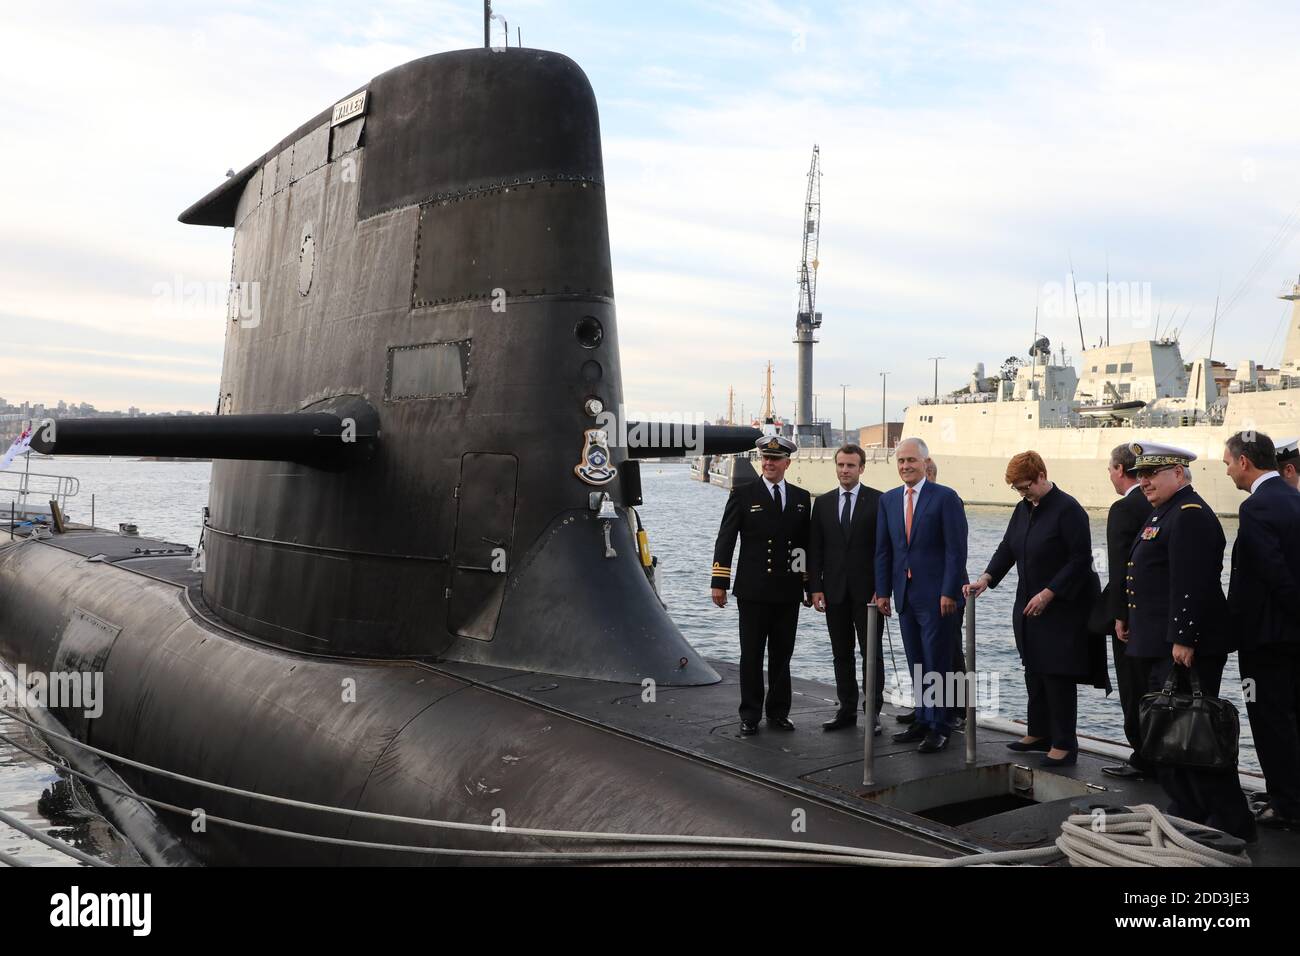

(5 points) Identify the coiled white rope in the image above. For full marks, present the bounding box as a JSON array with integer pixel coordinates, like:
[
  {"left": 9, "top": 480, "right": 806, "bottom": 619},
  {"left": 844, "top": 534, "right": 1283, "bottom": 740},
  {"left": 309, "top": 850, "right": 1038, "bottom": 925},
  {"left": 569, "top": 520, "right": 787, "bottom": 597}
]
[{"left": 1056, "top": 805, "right": 1251, "bottom": 867}]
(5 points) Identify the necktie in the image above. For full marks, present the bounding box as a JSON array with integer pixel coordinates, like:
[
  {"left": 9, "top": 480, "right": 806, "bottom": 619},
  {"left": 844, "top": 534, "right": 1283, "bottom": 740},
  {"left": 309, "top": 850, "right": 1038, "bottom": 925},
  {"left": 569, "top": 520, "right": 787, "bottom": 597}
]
[
  {"left": 773, "top": 483, "right": 782, "bottom": 513},
  {"left": 840, "top": 490, "right": 852, "bottom": 538},
  {"left": 905, "top": 487, "right": 915, "bottom": 580}
]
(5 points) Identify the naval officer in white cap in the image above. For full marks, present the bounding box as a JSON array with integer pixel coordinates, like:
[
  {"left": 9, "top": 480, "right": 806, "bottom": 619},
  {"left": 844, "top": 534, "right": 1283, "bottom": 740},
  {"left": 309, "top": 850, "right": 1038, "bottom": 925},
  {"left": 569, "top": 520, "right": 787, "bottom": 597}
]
[
  {"left": 1125, "top": 440, "right": 1255, "bottom": 841},
  {"left": 710, "top": 435, "right": 812, "bottom": 735},
  {"left": 1275, "top": 437, "right": 1300, "bottom": 489}
]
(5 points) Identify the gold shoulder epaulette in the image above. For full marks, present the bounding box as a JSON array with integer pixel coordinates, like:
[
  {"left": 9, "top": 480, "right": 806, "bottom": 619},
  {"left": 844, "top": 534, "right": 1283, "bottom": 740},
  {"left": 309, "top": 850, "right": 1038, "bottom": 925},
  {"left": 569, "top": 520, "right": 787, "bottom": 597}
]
[{"left": 1181, "top": 503, "right": 1203, "bottom": 510}]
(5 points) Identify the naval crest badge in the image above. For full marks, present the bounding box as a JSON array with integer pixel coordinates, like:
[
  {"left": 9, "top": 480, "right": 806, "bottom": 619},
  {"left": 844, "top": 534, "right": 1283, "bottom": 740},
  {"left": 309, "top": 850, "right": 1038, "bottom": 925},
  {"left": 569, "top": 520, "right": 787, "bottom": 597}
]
[{"left": 575, "top": 428, "right": 617, "bottom": 486}]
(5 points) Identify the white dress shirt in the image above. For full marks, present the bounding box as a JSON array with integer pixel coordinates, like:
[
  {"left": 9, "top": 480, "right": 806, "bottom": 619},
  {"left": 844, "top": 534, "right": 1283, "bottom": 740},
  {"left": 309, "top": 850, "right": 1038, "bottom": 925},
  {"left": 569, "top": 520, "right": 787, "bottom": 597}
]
[{"left": 1251, "top": 471, "right": 1280, "bottom": 494}]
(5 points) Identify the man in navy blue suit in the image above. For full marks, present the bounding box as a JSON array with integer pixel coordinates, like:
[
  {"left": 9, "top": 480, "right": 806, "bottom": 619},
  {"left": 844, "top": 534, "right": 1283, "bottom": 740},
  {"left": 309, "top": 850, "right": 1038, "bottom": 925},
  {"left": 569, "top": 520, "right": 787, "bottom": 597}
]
[
  {"left": 1225, "top": 430, "right": 1300, "bottom": 828},
  {"left": 875, "top": 437, "right": 969, "bottom": 752}
]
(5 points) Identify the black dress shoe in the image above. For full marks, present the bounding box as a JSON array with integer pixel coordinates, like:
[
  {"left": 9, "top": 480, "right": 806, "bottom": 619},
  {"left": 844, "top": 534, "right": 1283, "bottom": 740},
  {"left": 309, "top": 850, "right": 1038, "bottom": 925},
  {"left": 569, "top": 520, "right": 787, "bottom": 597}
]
[
  {"left": 892, "top": 725, "right": 927, "bottom": 743},
  {"left": 917, "top": 732, "right": 949, "bottom": 753},
  {"left": 1101, "top": 762, "right": 1144, "bottom": 779},
  {"left": 768, "top": 716, "right": 795, "bottom": 731},
  {"left": 1005, "top": 737, "right": 1051, "bottom": 753},
  {"left": 1256, "top": 806, "right": 1300, "bottom": 829},
  {"left": 739, "top": 721, "right": 758, "bottom": 736},
  {"left": 1040, "top": 750, "right": 1078, "bottom": 767},
  {"left": 895, "top": 710, "right": 917, "bottom": 725},
  {"left": 874, "top": 720, "right": 882, "bottom": 736},
  {"left": 822, "top": 714, "right": 857, "bottom": 731}
]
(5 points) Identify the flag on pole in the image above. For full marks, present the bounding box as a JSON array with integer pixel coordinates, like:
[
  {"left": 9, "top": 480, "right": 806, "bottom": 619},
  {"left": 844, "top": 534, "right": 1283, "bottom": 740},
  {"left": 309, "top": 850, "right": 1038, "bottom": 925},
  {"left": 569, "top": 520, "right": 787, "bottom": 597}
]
[{"left": 0, "top": 425, "right": 33, "bottom": 472}]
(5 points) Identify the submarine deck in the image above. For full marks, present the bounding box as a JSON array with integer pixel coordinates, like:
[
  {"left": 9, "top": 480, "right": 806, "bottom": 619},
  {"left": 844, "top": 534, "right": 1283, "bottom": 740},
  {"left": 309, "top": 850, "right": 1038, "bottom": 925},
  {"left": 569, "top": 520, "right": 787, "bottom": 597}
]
[
  {"left": 431, "top": 658, "right": 1300, "bottom": 865},
  {"left": 16, "top": 526, "right": 1300, "bottom": 865}
]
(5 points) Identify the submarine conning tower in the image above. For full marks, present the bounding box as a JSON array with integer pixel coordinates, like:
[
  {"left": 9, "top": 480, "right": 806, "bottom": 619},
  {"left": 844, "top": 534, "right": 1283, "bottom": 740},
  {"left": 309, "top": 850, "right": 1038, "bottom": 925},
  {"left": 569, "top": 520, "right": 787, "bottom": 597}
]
[{"left": 115, "top": 48, "right": 729, "bottom": 684}]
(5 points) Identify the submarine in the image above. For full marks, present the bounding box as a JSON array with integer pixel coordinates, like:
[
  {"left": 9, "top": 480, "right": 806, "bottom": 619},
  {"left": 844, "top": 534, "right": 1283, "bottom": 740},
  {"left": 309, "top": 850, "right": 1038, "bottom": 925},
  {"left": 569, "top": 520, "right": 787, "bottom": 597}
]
[{"left": 2, "top": 42, "right": 1293, "bottom": 867}]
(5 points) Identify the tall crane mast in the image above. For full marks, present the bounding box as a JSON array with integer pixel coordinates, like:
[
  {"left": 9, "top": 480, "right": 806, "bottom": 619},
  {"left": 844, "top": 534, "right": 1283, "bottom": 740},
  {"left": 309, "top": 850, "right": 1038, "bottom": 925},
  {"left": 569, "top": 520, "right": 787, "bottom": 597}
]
[{"left": 794, "top": 145, "right": 822, "bottom": 444}]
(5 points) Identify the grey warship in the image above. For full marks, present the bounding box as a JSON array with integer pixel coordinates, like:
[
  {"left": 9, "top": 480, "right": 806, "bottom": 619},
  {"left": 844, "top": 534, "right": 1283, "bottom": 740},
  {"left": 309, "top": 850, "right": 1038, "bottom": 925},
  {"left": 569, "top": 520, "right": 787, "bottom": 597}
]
[{"left": 2, "top": 43, "right": 1297, "bottom": 866}]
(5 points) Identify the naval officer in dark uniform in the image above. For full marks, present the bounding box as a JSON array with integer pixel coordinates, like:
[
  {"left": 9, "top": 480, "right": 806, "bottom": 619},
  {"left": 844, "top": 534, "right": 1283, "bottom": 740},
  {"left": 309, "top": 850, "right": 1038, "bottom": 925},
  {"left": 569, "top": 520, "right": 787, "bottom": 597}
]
[
  {"left": 1224, "top": 430, "right": 1300, "bottom": 828},
  {"left": 1101, "top": 442, "right": 1155, "bottom": 779},
  {"left": 1125, "top": 441, "right": 1256, "bottom": 841},
  {"left": 711, "top": 435, "right": 812, "bottom": 735}
]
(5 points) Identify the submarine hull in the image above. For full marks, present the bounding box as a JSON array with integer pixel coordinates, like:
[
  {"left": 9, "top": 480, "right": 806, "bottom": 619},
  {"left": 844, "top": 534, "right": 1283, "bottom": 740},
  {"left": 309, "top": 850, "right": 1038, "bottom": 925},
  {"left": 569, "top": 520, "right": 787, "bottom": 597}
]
[{"left": 0, "top": 534, "right": 956, "bottom": 864}]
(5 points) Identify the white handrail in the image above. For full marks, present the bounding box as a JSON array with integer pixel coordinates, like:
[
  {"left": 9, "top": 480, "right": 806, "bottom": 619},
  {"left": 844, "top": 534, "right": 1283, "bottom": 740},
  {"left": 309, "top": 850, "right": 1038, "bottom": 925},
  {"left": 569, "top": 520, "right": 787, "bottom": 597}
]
[{"left": 0, "top": 469, "right": 80, "bottom": 518}]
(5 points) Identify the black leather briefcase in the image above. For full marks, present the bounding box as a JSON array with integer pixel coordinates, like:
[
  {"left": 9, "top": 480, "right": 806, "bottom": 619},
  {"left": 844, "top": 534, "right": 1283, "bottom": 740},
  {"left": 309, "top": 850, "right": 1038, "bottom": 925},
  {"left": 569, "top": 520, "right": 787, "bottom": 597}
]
[{"left": 1138, "top": 665, "right": 1239, "bottom": 771}]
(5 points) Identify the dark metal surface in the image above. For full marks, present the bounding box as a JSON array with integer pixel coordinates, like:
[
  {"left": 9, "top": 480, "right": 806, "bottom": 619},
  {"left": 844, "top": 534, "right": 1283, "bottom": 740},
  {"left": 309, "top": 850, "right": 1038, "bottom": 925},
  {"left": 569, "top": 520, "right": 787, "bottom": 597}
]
[
  {"left": 358, "top": 49, "right": 604, "bottom": 219},
  {"left": 413, "top": 182, "right": 613, "bottom": 304},
  {"left": 32, "top": 399, "right": 378, "bottom": 471},
  {"left": 623, "top": 423, "right": 762, "bottom": 460},
  {"left": 0, "top": 542, "right": 966, "bottom": 864},
  {"left": 167, "top": 47, "right": 707, "bottom": 678}
]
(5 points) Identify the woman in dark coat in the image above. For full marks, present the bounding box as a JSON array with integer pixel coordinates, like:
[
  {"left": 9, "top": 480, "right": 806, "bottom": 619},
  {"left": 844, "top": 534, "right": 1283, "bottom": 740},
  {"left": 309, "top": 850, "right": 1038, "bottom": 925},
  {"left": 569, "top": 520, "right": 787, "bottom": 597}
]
[{"left": 964, "top": 451, "right": 1093, "bottom": 766}]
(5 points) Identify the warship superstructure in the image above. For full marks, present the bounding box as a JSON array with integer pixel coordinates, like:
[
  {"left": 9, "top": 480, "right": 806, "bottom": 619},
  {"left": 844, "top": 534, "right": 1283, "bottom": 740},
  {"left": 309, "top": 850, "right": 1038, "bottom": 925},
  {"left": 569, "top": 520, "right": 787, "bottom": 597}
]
[{"left": 778, "top": 280, "right": 1300, "bottom": 514}]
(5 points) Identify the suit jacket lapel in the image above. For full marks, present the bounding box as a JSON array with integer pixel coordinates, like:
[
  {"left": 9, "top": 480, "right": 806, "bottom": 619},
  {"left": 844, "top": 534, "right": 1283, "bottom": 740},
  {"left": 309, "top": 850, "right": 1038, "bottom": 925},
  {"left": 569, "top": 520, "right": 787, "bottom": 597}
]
[
  {"left": 849, "top": 488, "right": 873, "bottom": 544},
  {"left": 890, "top": 487, "right": 908, "bottom": 550}
]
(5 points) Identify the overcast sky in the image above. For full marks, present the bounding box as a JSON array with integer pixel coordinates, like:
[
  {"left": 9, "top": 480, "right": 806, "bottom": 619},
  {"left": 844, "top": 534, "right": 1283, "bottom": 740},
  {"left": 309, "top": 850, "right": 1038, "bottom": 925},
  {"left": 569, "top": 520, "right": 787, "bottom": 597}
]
[{"left": 3, "top": 1, "right": 1300, "bottom": 426}]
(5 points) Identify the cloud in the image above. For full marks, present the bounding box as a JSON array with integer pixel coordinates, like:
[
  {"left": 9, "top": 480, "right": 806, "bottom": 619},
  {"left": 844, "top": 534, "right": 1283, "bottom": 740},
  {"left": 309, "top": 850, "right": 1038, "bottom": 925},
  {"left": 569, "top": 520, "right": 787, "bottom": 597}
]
[{"left": 4, "top": 0, "right": 1300, "bottom": 432}]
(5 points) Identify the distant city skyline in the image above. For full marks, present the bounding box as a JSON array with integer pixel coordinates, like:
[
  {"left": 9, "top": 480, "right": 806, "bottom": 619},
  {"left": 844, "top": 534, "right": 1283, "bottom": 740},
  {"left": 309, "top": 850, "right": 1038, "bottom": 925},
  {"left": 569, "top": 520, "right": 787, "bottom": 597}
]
[{"left": 4, "top": 2, "right": 1300, "bottom": 428}]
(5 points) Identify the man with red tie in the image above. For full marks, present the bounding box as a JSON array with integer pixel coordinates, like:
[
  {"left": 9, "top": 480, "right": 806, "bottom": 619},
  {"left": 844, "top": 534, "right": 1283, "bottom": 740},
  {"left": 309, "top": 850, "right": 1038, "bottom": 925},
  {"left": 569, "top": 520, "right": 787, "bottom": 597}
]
[{"left": 874, "top": 437, "right": 968, "bottom": 753}]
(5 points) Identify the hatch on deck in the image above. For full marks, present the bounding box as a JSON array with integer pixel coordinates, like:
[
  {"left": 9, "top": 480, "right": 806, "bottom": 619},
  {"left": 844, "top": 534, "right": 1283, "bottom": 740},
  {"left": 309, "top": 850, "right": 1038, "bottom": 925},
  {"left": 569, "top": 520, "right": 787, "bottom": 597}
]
[{"left": 863, "top": 762, "right": 1097, "bottom": 825}]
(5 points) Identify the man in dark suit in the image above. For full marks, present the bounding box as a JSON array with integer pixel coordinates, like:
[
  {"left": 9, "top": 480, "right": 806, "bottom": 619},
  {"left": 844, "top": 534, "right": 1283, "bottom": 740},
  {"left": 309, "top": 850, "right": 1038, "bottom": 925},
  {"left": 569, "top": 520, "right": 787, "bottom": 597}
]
[
  {"left": 809, "top": 443, "right": 884, "bottom": 733},
  {"left": 875, "top": 437, "right": 968, "bottom": 753},
  {"left": 1224, "top": 430, "right": 1300, "bottom": 827},
  {"left": 711, "top": 435, "right": 812, "bottom": 735},
  {"left": 1126, "top": 440, "right": 1255, "bottom": 842},
  {"left": 1101, "top": 442, "right": 1155, "bottom": 779}
]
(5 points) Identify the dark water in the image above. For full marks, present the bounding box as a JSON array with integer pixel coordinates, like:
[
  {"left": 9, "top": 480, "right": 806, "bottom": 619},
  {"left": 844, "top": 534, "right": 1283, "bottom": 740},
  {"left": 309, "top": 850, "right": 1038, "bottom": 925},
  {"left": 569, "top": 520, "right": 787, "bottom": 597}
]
[{"left": 0, "top": 458, "right": 1260, "bottom": 864}]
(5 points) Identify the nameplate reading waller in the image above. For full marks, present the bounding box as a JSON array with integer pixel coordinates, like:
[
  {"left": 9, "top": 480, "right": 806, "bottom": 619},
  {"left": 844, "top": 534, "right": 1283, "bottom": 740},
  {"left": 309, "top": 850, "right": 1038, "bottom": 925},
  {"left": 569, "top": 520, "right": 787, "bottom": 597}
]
[{"left": 331, "top": 91, "right": 367, "bottom": 127}]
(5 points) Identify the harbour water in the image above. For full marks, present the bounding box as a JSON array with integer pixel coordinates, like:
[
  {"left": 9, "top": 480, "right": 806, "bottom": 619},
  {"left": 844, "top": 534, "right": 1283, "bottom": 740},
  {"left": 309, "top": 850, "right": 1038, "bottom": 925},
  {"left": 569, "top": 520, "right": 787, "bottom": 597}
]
[{"left": 0, "top": 457, "right": 1259, "bottom": 864}]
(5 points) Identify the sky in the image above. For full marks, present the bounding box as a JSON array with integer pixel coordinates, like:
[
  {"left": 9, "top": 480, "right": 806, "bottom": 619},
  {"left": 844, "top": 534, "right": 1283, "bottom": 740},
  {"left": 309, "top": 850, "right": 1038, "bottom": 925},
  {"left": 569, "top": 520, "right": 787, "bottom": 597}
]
[{"left": 2, "top": 1, "right": 1300, "bottom": 426}]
